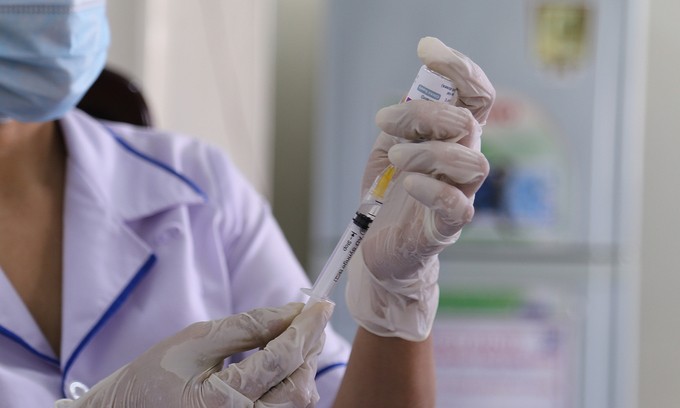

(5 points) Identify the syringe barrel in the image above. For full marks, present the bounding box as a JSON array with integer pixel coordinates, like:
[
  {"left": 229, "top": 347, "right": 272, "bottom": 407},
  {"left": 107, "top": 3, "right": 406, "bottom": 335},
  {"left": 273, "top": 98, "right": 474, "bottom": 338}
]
[{"left": 309, "top": 213, "right": 372, "bottom": 300}]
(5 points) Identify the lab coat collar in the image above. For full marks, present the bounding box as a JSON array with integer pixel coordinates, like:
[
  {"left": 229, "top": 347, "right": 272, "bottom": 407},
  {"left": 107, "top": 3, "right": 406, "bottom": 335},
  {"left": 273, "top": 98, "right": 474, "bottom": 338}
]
[
  {"left": 59, "top": 109, "right": 206, "bottom": 220},
  {"left": 58, "top": 110, "right": 204, "bottom": 371}
]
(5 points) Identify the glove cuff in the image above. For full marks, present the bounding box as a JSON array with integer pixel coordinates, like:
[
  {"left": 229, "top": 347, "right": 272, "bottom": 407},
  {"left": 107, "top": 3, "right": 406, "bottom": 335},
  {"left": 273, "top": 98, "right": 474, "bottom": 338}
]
[{"left": 345, "top": 247, "right": 439, "bottom": 342}]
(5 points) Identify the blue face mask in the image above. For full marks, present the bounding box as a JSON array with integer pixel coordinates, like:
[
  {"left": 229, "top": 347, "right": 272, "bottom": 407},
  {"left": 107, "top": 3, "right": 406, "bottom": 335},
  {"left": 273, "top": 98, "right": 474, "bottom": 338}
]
[{"left": 0, "top": 0, "right": 110, "bottom": 123}]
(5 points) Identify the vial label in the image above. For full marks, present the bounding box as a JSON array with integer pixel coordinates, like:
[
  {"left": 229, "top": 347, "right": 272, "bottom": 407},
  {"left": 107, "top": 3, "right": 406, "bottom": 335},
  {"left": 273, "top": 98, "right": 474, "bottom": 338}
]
[{"left": 406, "top": 65, "right": 455, "bottom": 103}]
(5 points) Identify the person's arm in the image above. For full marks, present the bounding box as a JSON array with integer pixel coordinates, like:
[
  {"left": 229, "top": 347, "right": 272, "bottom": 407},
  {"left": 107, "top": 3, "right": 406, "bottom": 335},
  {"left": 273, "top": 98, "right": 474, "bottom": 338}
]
[
  {"left": 334, "top": 328, "right": 435, "bottom": 408},
  {"left": 332, "top": 36, "right": 496, "bottom": 407}
]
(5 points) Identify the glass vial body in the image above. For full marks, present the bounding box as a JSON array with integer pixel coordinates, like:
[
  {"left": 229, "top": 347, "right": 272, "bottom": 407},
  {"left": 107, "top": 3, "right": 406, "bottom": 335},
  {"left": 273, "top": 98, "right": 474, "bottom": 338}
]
[{"left": 405, "top": 65, "right": 455, "bottom": 103}]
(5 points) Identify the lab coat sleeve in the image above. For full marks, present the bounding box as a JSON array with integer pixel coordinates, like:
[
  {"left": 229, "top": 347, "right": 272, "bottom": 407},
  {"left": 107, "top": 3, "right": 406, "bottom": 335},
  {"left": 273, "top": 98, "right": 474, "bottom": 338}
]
[{"left": 204, "top": 146, "right": 350, "bottom": 407}]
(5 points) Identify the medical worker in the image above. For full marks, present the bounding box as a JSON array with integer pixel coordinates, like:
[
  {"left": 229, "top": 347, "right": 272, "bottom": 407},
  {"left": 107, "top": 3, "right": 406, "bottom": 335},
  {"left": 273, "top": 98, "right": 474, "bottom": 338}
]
[{"left": 0, "top": 1, "right": 494, "bottom": 407}]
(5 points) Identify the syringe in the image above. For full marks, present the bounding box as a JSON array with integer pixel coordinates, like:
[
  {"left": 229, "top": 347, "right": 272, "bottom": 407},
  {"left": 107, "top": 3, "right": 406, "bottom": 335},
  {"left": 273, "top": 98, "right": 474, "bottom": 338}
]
[
  {"left": 302, "top": 64, "right": 455, "bottom": 310},
  {"left": 302, "top": 165, "right": 395, "bottom": 309}
]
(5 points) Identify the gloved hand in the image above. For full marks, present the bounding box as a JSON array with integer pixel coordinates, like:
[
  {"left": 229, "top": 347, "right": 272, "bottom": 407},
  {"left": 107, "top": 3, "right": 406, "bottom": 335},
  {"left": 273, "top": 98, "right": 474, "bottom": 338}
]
[
  {"left": 346, "top": 36, "right": 495, "bottom": 341},
  {"left": 55, "top": 302, "right": 333, "bottom": 408}
]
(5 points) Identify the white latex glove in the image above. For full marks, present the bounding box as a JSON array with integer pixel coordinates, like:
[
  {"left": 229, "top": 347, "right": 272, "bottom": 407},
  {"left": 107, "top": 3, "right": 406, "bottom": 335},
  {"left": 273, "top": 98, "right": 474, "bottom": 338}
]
[
  {"left": 55, "top": 302, "right": 333, "bottom": 408},
  {"left": 346, "top": 36, "right": 495, "bottom": 341}
]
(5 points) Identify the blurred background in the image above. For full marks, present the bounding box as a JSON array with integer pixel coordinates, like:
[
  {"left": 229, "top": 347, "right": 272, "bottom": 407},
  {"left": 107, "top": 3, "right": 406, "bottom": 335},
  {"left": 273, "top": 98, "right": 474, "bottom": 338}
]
[{"left": 105, "top": 0, "right": 678, "bottom": 407}]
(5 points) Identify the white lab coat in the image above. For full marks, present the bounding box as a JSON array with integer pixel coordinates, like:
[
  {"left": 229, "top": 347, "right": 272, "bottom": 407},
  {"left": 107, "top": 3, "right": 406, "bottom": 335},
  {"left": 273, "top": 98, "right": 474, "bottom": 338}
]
[{"left": 0, "top": 110, "right": 350, "bottom": 407}]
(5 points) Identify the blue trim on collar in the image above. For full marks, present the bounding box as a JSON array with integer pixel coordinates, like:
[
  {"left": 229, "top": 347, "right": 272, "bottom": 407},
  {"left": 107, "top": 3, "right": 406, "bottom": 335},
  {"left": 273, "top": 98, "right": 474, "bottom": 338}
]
[
  {"left": 103, "top": 126, "right": 208, "bottom": 201},
  {"left": 60, "top": 254, "right": 157, "bottom": 398},
  {"left": 315, "top": 362, "right": 347, "bottom": 380},
  {"left": 0, "top": 325, "right": 59, "bottom": 366}
]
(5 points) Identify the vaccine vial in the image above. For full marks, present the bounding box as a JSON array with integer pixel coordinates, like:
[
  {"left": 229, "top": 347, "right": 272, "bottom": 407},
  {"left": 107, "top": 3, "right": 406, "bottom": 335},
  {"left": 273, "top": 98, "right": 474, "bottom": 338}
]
[{"left": 405, "top": 65, "right": 455, "bottom": 103}]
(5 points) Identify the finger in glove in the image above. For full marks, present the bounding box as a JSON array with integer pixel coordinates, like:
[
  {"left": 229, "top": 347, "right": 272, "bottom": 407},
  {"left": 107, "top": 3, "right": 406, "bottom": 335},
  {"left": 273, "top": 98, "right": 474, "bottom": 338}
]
[
  {"left": 163, "top": 302, "right": 305, "bottom": 376},
  {"left": 403, "top": 174, "right": 474, "bottom": 238},
  {"left": 213, "top": 301, "right": 333, "bottom": 402},
  {"left": 256, "top": 332, "right": 325, "bottom": 407},
  {"left": 375, "top": 100, "right": 480, "bottom": 144},
  {"left": 388, "top": 141, "right": 489, "bottom": 188},
  {"left": 417, "top": 37, "right": 496, "bottom": 125}
]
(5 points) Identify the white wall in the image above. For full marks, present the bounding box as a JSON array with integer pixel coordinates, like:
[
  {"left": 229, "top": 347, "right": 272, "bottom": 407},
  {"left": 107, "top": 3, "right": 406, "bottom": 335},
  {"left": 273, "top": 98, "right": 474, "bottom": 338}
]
[
  {"left": 639, "top": 0, "right": 680, "bottom": 406},
  {"left": 106, "top": 0, "right": 276, "bottom": 198},
  {"left": 271, "top": 0, "right": 325, "bottom": 267}
]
